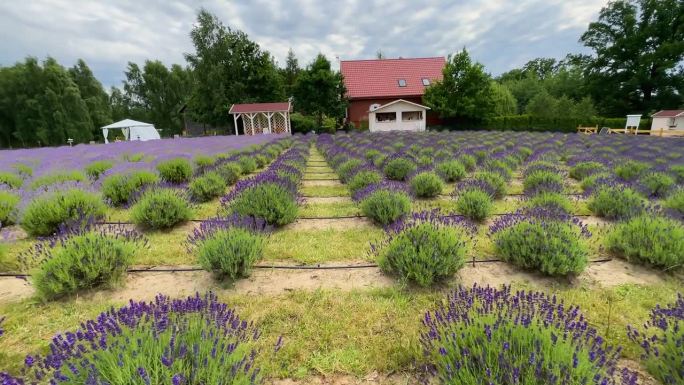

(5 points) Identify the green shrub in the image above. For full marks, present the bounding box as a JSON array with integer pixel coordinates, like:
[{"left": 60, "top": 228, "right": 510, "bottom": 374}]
[
  {"left": 29, "top": 170, "right": 86, "bottom": 189},
  {"left": 21, "top": 189, "right": 107, "bottom": 236},
  {"left": 0, "top": 172, "right": 23, "bottom": 189},
  {"left": 523, "top": 170, "right": 564, "bottom": 195},
  {"left": 156, "top": 158, "right": 192, "bottom": 184},
  {"left": 606, "top": 215, "right": 684, "bottom": 269},
  {"left": 383, "top": 158, "right": 417, "bottom": 181},
  {"left": 229, "top": 183, "right": 297, "bottom": 226},
  {"left": 290, "top": 112, "right": 318, "bottom": 133},
  {"left": 473, "top": 171, "right": 507, "bottom": 199},
  {"left": 378, "top": 220, "right": 469, "bottom": 287},
  {"left": 348, "top": 170, "right": 382, "bottom": 194},
  {"left": 196, "top": 228, "right": 265, "bottom": 280},
  {"left": 131, "top": 188, "right": 191, "bottom": 229},
  {"left": 456, "top": 189, "right": 493, "bottom": 221},
  {"left": 410, "top": 171, "right": 443, "bottom": 198},
  {"left": 0, "top": 190, "right": 20, "bottom": 225},
  {"left": 193, "top": 155, "right": 215, "bottom": 172},
  {"left": 587, "top": 186, "right": 645, "bottom": 220},
  {"left": 32, "top": 230, "right": 138, "bottom": 299},
  {"left": 569, "top": 161, "right": 605, "bottom": 180},
  {"left": 526, "top": 192, "right": 572, "bottom": 214},
  {"left": 84, "top": 160, "right": 114, "bottom": 179},
  {"left": 238, "top": 156, "right": 258, "bottom": 175},
  {"left": 614, "top": 160, "right": 649, "bottom": 181},
  {"left": 101, "top": 170, "right": 160, "bottom": 206},
  {"left": 486, "top": 159, "right": 513, "bottom": 180},
  {"left": 338, "top": 159, "right": 363, "bottom": 182},
  {"left": 13, "top": 163, "right": 33, "bottom": 177},
  {"left": 123, "top": 152, "right": 145, "bottom": 162},
  {"left": 664, "top": 189, "right": 684, "bottom": 214},
  {"left": 459, "top": 154, "right": 477, "bottom": 171},
  {"left": 493, "top": 219, "right": 588, "bottom": 275},
  {"left": 579, "top": 172, "right": 611, "bottom": 191},
  {"left": 669, "top": 164, "right": 684, "bottom": 183},
  {"left": 254, "top": 154, "right": 269, "bottom": 168},
  {"left": 189, "top": 172, "right": 227, "bottom": 202},
  {"left": 365, "top": 149, "right": 381, "bottom": 161},
  {"left": 435, "top": 160, "right": 466, "bottom": 182},
  {"left": 215, "top": 162, "right": 242, "bottom": 185},
  {"left": 360, "top": 190, "right": 411, "bottom": 225},
  {"left": 639, "top": 172, "right": 675, "bottom": 197},
  {"left": 417, "top": 155, "right": 433, "bottom": 167}
]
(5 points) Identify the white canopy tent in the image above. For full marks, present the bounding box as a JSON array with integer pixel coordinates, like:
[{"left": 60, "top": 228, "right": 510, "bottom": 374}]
[{"left": 101, "top": 119, "right": 161, "bottom": 143}]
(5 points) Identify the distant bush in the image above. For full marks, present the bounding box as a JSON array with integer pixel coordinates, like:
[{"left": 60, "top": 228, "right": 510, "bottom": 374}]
[
  {"left": 195, "top": 227, "right": 265, "bottom": 280},
  {"left": 664, "top": 189, "right": 684, "bottom": 214},
  {"left": 338, "top": 159, "right": 363, "bottom": 182},
  {"left": 435, "top": 160, "right": 466, "bottom": 182},
  {"left": 0, "top": 191, "right": 20, "bottom": 225},
  {"left": 377, "top": 212, "right": 470, "bottom": 286},
  {"left": 569, "top": 161, "right": 605, "bottom": 180},
  {"left": 13, "top": 163, "right": 33, "bottom": 177},
  {"left": 291, "top": 112, "right": 319, "bottom": 134},
  {"left": 526, "top": 192, "right": 572, "bottom": 214},
  {"left": 360, "top": 189, "right": 411, "bottom": 226},
  {"left": 348, "top": 170, "right": 382, "bottom": 194},
  {"left": 614, "top": 160, "right": 649, "bottom": 181},
  {"left": 473, "top": 171, "right": 507, "bottom": 199},
  {"left": 238, "top": 156, "right": 257, "bottom": 175},
  {"left": 131, "top": 188, "right": 191, "bottom": 229},
  {"left": 123, "top": 152, "right": 145, "bottom": 162},
  {"left": 365, "top": 149, "right": 381, "bottom": 161},
  {"left": 580, "top": 172, "right": 612, "bottom": 191},
  {"left": 606, "top": 215, "right": 684, "bottom": 269},
  {"left": 417, "top": 155, "right": 433, "bottom": 167},
  {"left": 383, "top": 158, "right": 417, "bottom": 181},
  {"left": 29, "top": 170, "right": 86, "bottom": 189},
  {"left": 410, "top": 171, "right": 443, "bottom": 198},
  {"left": 84, "top": 160, "right": 114, "bottom": 180},
  {"left": 456, "top": 188, "right": 493, "bottom": 221},
  {"left": 254, "top": 154, "right": 269, "bottom": 168},
  {"left": 0, "top": 172, "right": 23, "bottom": 189},
  {"left": 588, "top": 186, "right": 645, "bottom": 220},
  {"left": 21, "top": 189, "right": 106, "bottom": 236},
  {"left": 101, "top": 170, "right": 160, "bottom": 206},
  {"left": 485, "top": 159, "right": 513, "bottom": 180},
  {"left": 639, "top": 172, "right": 675, "bottom": 198},
  {"left": 156, "top": 158, "right": 193, "bottom": 184},
  {"left": 670, "top": 164, "right": 684, "bottom": 183},
  {"left": 193, "top": 155, "right": 215, "bottom": 173},
  {"left": 215, "top": 162, "right": 242, "bottom": 185},
  {"left": 459, "top": 154, "right": 477, "bottom": 172},
  {"left": 523, "top": 170, "right": 564, "bottom": 195},
  {"left": 189, "top": 172, "right": 227, "bottom": 202},
  {"left": 31, "top": 229, "right": 142, "bottom": 299},
  {"left": 229, "top": 183, "right": 297, "bottom": 226}
]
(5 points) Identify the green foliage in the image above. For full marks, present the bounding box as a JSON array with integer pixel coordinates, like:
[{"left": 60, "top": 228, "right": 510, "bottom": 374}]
[
  {"left": 383, "top": 158, "right": 417, "bottom": 181},
  {"left": 69, "top": 59, "right": 112, "bottom": 140},
  {"left": 13, "top": 163, "right": 33, "bottom": 177},
  {"left": 131, "top": 188, "right": 191, "bottom": 229},
  {"left": 473, "top": 171, "right": 507, "bottom": 198},
  {"left": 378, "top": 222, "right": 468, "bottom": 286},
  {"left": 435, "top": 160, "right": 466, "bottom": 182},
  {"left": 123, "top": 152, "right": 146, "bottom": 162},
  {"left": 569, "top": 161, "right": 605, "bottom": 180},
  {"left": 338, "top": 159, "right": 363, "bottom": 182},
  {"left": 101, "top": 170, "right": 160, "bottom": 206},
  {"left": 523, "top": 170, "right": 564, "bottom": 195},
  {"left": 238, "top": 156, "right": 257, "bottom": 175},
  {"left": 493, "top": 220, "right": 588, "bottom": 275},
  {"left": 614, "top": 160, "right": 649, "bottom": 181},
  {"left": 290, "top": 113, "right": 318, "bottom": 134},
  {"left": 196, "top": 228, "right": 265, "bottom": 280},
  {"left": 156, "top": 158, "right": 193, "bottom": 184},
  {"left": 360, "top": 190, "right": 411, "bottom": 226},
  {"left": 0, "top": 172, "right": 23, "bottom": 189},
  {"left": 194, "top": 155, "right": 215, "bottom": 171},
  {"left": 0, "top": 190, "right": 20, "bottom": 225},
  {"left": 410, "top": 171, "right": 444, "bottom": 198},
  {"left": 606, "top": 215, "right": 684, "bottom": 269},
  {"left": 21, "top": 189, "right": 107, "bottom": 236},
  {"left": 365, "top": 149, "right": 381, "bottom": 161},
  {"left": 526, "top": 192, "right": 573, "bottom": 214},
  {"left": 490, "top": 81, "right": 518, "bottom": 115},
  {"left": 215, "top": 162, "right": 242, "bottom": 185},
  {"left": 669, "top": 164, "right": 684, "bottom": 183},
  {"left": 459, "top": 154, "right": 477, "bottom": 171},
  {"left": 84, "top": 160, "right": 113, "bottom": 179},
  {"left": 456, "top": 189, "right": 493, "bottom": 221},
  {"left": 229, "top": 183, "right": 298, "bottom": 226},
  {"left": 29, "top": 170, "right": 86, "bottom": 189},
  {"left": 189, "top": 171, "right": 227, "bottom": 202},
  {"left": 32, "top": 231, "right": 137, "bottom": 300},
  {"left": 292, "top": 54, "right": 347, "bottom": 128},
  {"left": 580, "top": 172, "right": 612, "bottom": 191},
  {"left": 664, "top": 189, "right": 684, "bottom": 214},
  {"left": 639, "top": 172, "right": 675, "bottom": 198},
  {"left": 587, "top": 186, "right": 645, "bottom": 220},
  {"left": 348, "top": 170, "right": 382, "bottom": 194}
]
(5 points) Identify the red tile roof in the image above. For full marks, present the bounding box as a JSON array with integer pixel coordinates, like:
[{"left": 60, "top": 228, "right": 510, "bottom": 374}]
[
  {"left": 341, "top": 57, "right": 445, "bottom": 99},
  {"left": 229, "top": 102, "right": 291, "bottom": 114},
  {"left": 652, "top": 110, "right": 684, "bottom": 118}
]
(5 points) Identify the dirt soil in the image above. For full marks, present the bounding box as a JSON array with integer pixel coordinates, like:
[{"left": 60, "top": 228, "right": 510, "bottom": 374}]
[
  {"left": 302, "top": 180, "right": 344, "bottom": 187},
  {"left": 0, "top": 225, "right": 28, "bottom": 241},
  {"left": 582, "top": 259, "right": 665, "bottom": 287},
  {"left": 269, "top": 372, "right": 420, "bottom": 385},
  {"left": 303, "top": 196, "right": 353, "bottom": 204},
  {"left": 0, "top": 276, "right": 33, "bottom": 302}
]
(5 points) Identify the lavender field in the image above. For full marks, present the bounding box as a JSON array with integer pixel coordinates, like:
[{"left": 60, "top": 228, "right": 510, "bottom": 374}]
[{"left": 0, "top": 131, "right": 683, "bottom": 385}]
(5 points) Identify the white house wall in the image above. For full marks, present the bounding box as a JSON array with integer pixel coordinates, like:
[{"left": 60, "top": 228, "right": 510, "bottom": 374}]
[
  {"left": 651, "top": 116, "right": 684, "bottom": 131},
  {"left": 369, "top": 100, "right": 427, "bottom": 132}
]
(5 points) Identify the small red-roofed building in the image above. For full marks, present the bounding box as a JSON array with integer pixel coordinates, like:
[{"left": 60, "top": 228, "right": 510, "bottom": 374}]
[
  {"left": 229, "top": 102, "right": 292, "bottom": 135},
  {"left": 340, "top": 57, "right": 445, "bottom": 130},
  {"left": 651, "top": 110, "right": 684, "bottom": 130}
]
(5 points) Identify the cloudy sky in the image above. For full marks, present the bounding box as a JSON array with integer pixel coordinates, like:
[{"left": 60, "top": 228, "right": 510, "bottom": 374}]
[{"left": 0, "top": 0, "right": 607, "bottom": 88}]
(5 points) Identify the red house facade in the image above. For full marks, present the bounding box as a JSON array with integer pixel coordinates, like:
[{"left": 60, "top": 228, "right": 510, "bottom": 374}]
[{"left": 340, "top": 57, "right": 445, "bottom": 128}]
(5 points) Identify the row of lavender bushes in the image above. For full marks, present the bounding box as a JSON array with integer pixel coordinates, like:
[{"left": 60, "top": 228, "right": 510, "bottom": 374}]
[{"left": 1, "top": 286, "right": 682, "bottom": 384}]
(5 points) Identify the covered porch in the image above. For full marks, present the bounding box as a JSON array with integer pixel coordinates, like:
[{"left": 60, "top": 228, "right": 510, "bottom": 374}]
[{"left": 229, "top": 102, "right": 292, "bottom": 135}]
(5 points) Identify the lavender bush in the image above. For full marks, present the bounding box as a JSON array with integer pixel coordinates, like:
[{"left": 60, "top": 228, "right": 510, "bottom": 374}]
[
  {"left": 410, "top": 171, "right": 444, "bottom": 198},
  {"left": 383, "top": 157, "right": 417, "bottom": 181},
  {"left": 156, "top": 157, "right": 193, "bottom": 184},
  {"left": 101, "top": 170, "right": 160, "bottom": 206},
  {"left": 357, "top": 183, "right": 412, "bottom": 226},
  {"left": 525, "top": 192, "right": 573, "bottom": 214},
  {"left": 455, "top": 188, "right": 493, "bottom": 222},
  {"left": 0, "top": 190, "right": 20, "bottom": 225},
  {"left": 569, "top": 161, "right": 606, "bottom": 180},
  {"left": 587, "top": 186, "right": 646, "bottom": 220},
  {"left": 188, "top": 171, "right": 227, "bottom": 202},
  {"left": 131, "top": 187, "right": 191, "bottom": 229},
  {"left": 614, "top": 160, "right": 649, "bottom": 181},
  {"left": 0, "top": 172, "right": 23, "bottom": 189},
  {"left": 638, "top": 172, "right": 675, "bottom": 198},
  {"left": 435, "top": 160, "right": 466, "bottom": 182},
  {"left": 606, "top": 215, "right": 684, "bottom": 269},
  {"left": 422, "top": 285, "right": 633, "bottom": 385},
  {"left": 20, "top": 189, "right": 106, "bottom": 236}
]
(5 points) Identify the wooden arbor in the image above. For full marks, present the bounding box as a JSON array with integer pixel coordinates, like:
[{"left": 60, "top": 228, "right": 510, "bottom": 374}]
[{"left": 229, "top": 102, "right": 292, "bottom": 135}]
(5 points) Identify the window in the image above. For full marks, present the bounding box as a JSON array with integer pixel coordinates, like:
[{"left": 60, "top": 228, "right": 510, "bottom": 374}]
[
  {"left": 402, "top": 111, "right": 423, "bottom": 121},
  {"left": 669, "top": 118, "right": 676, "bottom": 127},
  {"left": 422, "top": 78, "right": 430, "bottom": 86},
  {"left": 398, "top": 79, "right": 406, "bottom": 87},
  {"left": 376, "top": 112, "right": 396, "bottom": 122}
]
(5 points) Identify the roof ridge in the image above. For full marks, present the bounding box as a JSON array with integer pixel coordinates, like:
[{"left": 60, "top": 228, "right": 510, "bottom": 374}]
[{"left": 340, "top": 56, "right": 445, "bottom": 63}]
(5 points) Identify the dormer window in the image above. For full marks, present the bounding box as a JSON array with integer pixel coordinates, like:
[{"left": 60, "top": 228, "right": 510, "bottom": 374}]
[
  {"left": 422, "top": 78, "right": 430, "bottom": 86},
  {"left": 398, "top": 79, "right": 406, "bottom": 87}
]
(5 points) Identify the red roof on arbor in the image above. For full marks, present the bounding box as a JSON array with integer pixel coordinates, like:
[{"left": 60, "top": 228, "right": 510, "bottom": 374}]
[
  {"left": 340, "top": 57, "right": 445, "bottom": 99},
  {"left": 229, "top": 102, "right": 291, "bottom": 114},
  {"left": 652, "top": 110, "right": 684, "bottom": 118}
]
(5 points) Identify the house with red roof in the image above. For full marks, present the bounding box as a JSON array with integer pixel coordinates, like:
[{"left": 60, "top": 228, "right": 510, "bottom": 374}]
[
  {"left": 340, "top": 57, "right": 445, "bottom": 130},
  {"left": 651, "top": 110, "right": 684, "bottom": 132}
]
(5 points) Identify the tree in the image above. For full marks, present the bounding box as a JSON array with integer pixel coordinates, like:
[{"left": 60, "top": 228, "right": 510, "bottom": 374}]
[
  {"left": 292, "top": 53, "right": 347, "bottom": 129},
  {"left": 573, "top": 96, "right": 597, "bottom": 122},
  {"left": 522, "top": 58, "right": 559, "bottom": 80},
  {"left": 185, "top": 9, "right": 284, "bottom": 128},
  {"left": 424, "top": 49, "right": 494, "bottom": 120},
  {"left": 281, "top": 48, "right": 300, "bottom": 97},
  {"left": 109, "top": 86, "right": 129, "bottom": 122},
  {"left": 490, "top": 82, "right": 517, "bottom": 115},
  {"left": 580, "top": 0, "right": 684, "bottom": 115},
  {"left": 69, "top": 59, "right": 111, "bottom": 140},
  {"left": 525, "top": 89, "right": 558, "bottom": 119}
]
